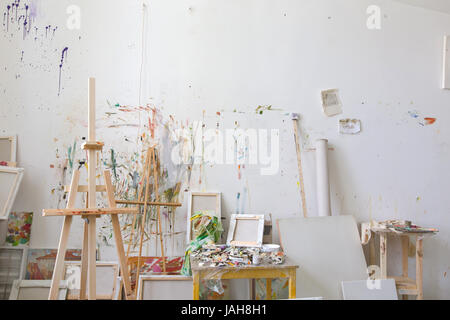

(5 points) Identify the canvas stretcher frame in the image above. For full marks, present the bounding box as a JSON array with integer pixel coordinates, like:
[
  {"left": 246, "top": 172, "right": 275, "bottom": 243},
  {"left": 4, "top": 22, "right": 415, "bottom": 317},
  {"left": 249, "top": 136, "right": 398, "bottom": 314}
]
[
  {"left": 226, "top": 214, "right": 265, "bottom": 247},
  {"left": 137, "top": 275, "right": 193, "bottom": 300},
  {"left": 0, "top": 135, "right": 17, "bottom": 166},
  {"left": 0, "top": 166, "right": 24, "bottom": 220},
  {"left": 186, "top": 192, "right": 221, "bottom": 243},
  {"left": 9, "top": 280, "right": 68, "bottom": 300},
  {"left": 63, "top": 261, "right": 119, "bottom": 300}
]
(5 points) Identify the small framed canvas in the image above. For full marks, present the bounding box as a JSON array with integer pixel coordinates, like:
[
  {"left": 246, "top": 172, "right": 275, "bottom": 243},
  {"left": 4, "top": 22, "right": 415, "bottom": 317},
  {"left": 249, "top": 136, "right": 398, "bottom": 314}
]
[
  {"left": 63, "top": 261, "right": 119, "bottom": 300},
  {"left": 0, "top": 135, "right": 17, "bottom": 167},
  {"left": 9, "top": 280, "right": 68, "bottom": 300},
  {"left": 443, "top": 35, "right": 450, "bottom": 89},
  {"left": 186, "top": 192, "right": 221, "bottom": 243},
  {"left": 137, "top": 275, "right": 193, "bottom": 300},
  {"left": 0, "top": 167, "right": 24, "bottom": 220},
  {"left": 226, "top": 214, "right": 265, "bottom": 247}
]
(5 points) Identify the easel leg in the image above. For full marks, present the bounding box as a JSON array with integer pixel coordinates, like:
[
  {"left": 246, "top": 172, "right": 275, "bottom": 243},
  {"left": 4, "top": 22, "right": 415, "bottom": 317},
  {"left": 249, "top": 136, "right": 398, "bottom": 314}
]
[
  {"left": 48, "top": 215, "right": 72, "bottom": 300},
  {"left": 193, "top": 271, "right": 200, "bottom": 300},
  {"left": 288, "top": 270, "right": 296, "bottom": 299},
  {"left": 266, "top": 279, "right": 272, "bottom": 300},
  {"left": 79, "top": 220, "right": 89, "bottom": 300},
  {"left": 111, "top": 214, "right": 133, "bottom": 300},
  {"left": 416, "top": 237, "right": 423, "bottom": 300},
  {"left": 87, "top": 216, "right": 97, "bottom": 300}
]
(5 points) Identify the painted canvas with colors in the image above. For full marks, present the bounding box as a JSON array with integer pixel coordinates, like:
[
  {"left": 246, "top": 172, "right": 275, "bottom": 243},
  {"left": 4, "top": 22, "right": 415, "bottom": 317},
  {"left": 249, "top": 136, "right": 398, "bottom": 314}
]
[
  {"left": 5, "top": 212, "right": 33, "bottom": 246},
  {"left": 25, "top": 248, "right": 82, "bottom": 280},
  {"left": 255, "top": 278, "right": 289, "bottom": 300}
]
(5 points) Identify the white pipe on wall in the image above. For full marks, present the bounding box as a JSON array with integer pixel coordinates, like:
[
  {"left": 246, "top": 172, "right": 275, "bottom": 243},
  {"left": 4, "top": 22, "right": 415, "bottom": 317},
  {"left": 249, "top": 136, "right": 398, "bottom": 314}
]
[{"left": 316, "top": 139, "right": 331, "bottom": 217}]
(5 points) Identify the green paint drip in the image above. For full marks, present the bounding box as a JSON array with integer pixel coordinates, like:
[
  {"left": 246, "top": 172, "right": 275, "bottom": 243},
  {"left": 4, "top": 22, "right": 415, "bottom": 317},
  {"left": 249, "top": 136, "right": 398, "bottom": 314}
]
[
  {"left": 110, "top": 148, "right": 118, "bottom": 180},
  {"left": 67, "top": 140, "right": 76, "bottom": 169}
]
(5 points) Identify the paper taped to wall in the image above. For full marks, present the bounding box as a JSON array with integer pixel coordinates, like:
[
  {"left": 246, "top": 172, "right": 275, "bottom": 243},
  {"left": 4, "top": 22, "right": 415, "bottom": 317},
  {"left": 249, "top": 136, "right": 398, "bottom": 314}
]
[{"left": 321, "top": 89, "right": 343, "bottom": 117}]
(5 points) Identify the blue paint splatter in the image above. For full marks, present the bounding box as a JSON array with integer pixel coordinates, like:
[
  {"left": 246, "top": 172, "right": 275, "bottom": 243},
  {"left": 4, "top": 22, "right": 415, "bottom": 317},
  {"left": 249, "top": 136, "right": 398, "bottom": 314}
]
[{"left": 58, "top": 47, "right": 69, "bottom": 96}]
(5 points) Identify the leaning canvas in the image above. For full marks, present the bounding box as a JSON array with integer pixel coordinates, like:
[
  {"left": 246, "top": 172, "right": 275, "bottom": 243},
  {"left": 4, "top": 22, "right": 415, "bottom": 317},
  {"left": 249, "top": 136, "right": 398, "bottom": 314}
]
[
  {"left": 25, "top": 248, "right": 82, "bottom": 280},
  {"left": 0, "top": 167, "right": 24, "bottom": 220}
]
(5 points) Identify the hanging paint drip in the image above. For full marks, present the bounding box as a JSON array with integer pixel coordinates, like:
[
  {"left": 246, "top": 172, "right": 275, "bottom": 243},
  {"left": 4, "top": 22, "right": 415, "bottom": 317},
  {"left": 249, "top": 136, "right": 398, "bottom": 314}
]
[{"left": 58, "top": 47, "right": 68, "bottom": 96}]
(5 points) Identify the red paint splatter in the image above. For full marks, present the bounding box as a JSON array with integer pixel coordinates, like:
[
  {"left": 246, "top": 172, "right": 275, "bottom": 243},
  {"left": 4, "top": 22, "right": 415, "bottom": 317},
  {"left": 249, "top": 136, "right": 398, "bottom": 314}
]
[{"left": 424, "top": 118, "right": 436, "bottom": 125}]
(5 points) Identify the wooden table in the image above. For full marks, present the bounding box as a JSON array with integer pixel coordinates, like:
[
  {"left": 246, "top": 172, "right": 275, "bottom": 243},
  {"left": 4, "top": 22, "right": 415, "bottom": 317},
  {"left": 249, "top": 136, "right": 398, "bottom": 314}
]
[
  {"left": 371, "top": 228, "right": 437, "bottom": 300},
  {"left": 191, "top": 258, "right": 298, "bottom": 300}
]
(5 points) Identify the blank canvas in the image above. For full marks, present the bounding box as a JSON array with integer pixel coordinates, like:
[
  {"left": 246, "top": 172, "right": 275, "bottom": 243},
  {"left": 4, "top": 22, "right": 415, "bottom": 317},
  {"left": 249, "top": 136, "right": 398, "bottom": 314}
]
[
  {"left": 138, "top": 275, "right": 192, "bottom": 300},
  {"left": 0, "top": 167, "right": 24, "bottom": 220},
  {"left": 64, "top": 262, "right": 118, "bottom": 299},
  {"left": 341, "top": 279, "right": 398, "bottom": 300},
  {"left": 277, "top": 215, "right": 368, "bottom": 300},
  {"left": 9, "top": 280, "right": 67, "bottom": 300}
]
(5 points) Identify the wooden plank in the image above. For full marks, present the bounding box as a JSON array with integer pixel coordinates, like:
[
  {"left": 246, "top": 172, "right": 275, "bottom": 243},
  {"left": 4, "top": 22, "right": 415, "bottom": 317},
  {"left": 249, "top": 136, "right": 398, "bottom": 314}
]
[
  {"left": 42, "top": 207, "right": 138, "bottom": 216},
  {"left": 136, "top": 148, "right": 153, "bottom": 295},
  {"left": 63, "top": 185, "right": 109, "bottom": 193},
  {"left": 116, "top": 200, "right": 181, "bottom": 207},
  {"left": 87, "top": 77, "right": 96, "bottom": 301},
  {"left": 292, "top": 116, "right": 308, "bottom": 218},
  {"left": 48, "top": 170, "right": 79, "bottom": 300},
  {"left": 152, "top": 148, "right": 166, "bottom": 272}
]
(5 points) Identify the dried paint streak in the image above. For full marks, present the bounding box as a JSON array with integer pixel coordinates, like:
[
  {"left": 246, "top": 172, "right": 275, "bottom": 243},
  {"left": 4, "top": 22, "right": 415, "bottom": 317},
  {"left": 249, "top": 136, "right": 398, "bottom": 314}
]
[
  {"left": 58, "top": 47, "right": 69, "bottom": 96},
  {"left": 110, "top": 148, "right": 118, "bottom": 180},
  {"left": 424, "top": 118, "right": 436, "bottom": 125},
  {"left": 67, "top": 140, "right": 76, "bottom": 169}
]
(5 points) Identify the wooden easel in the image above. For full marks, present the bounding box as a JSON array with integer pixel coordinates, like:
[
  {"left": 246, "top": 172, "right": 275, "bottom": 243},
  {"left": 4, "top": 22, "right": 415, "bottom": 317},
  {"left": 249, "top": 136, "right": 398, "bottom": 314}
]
[
  {"left": 43, "top": 78, "right": 138, "bottom": 300},
  {"left": 116, "top": 146, "right": 181, "bottom": 298}
]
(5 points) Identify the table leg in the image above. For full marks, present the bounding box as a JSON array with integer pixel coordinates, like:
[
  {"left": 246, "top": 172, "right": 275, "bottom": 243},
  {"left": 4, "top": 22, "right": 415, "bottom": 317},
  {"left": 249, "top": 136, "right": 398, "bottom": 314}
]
[
  {"left": 48, "top": 215, "right": 72, "bottom": 300},
  {"left": 288, "top": 270, "right": 296, "bottom": 299},
  {"left": 266, "top": 279, "right": 272, "bottom": 300},
  {"left": 380, "top": 233, "right": 387, "bottom": 279},
  {"left": 416, "top": 237, "right": 423, "bottom": 300},
  {"left": 193, "top": 271, "right": 200, "bottom": 300}
]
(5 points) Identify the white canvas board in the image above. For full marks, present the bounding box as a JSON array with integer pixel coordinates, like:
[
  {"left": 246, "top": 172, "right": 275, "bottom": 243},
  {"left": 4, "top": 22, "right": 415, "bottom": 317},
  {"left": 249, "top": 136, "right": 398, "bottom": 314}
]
[
  {"left": 63, "top": 262, "right": 118, "bottom": 299},
  {"left": 137, "top": 275, "right": 193, "bottom": 300},
  {"left": 277, "top": 215, "right": 368, "bottom": 300},
  {"left": 341, "top": 279, "right": 398, "bottom": 300},
  {"left": 9, "top": 280, "right": 68, "bottom": 300},
  {"left": 0, "top": 167, "right": 24, "bottom": 220}
]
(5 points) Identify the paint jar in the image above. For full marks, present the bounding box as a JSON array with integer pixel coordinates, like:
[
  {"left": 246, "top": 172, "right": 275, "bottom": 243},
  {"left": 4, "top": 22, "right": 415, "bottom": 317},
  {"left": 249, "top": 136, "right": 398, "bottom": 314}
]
[{"left": 252, "top": 254, "right": 261, "bottom": 265}]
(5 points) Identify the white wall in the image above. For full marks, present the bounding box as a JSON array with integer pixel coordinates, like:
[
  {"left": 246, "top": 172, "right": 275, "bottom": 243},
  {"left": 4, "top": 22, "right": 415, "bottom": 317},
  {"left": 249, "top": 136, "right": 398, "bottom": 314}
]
[{"left": 1, "top": 0, "right": 450, "bottom": 299}]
